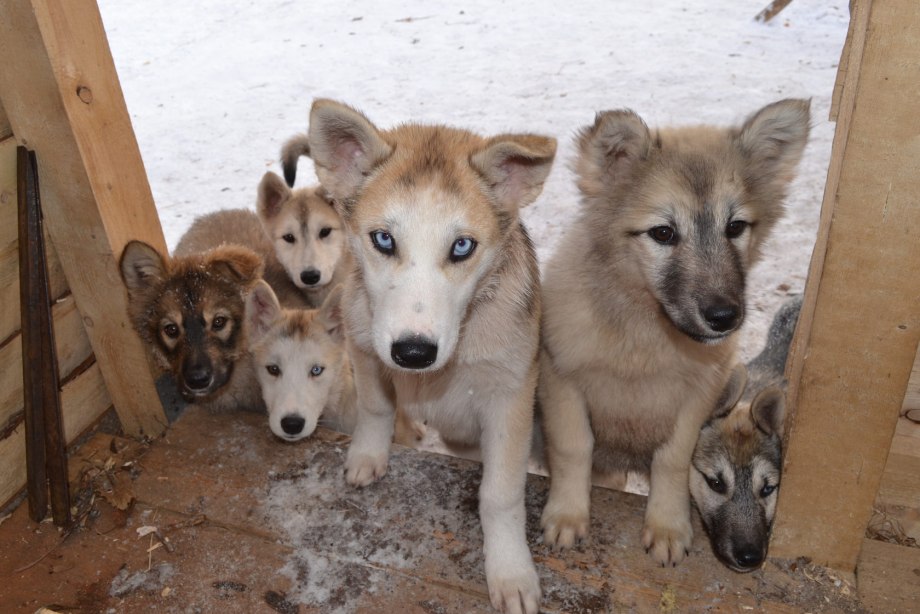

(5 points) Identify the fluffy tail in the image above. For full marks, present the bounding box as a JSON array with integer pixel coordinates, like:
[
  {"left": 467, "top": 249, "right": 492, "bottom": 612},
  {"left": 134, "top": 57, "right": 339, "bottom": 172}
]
[
  {"left": 748, "top": 294, "right": 803, "bottom": 377},
  {"left": 280, "top": 133, "right": 311, "bottom": 187}
]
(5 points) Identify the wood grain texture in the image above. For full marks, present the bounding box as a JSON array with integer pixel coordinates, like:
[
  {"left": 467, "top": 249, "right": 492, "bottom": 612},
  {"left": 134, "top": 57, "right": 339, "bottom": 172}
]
[
  {"left": 857, "top": 539, "right": 920, "bottom": 614},
  {"left": 0, "top": 138, "right": 69, "bottom": 345},
  {"left": 0, "top": 0, "right": 167, "bottom": 437},
  {"left": 0, "top": 101, "right": 10, "bottom": 141},
  {"left": 774, "top": 0, "right": 920, "bottom": 571},
  {"left": 0, "top": 362, "right": 111, "bottom": 508},
  {"left": 0, "top": 296, "right": 93, "bottom": 428}
]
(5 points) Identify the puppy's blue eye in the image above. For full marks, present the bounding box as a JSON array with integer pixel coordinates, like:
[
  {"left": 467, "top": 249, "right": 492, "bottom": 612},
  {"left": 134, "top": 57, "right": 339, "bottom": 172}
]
[
  {"left": 310, "top": 365, "right": 324, "bottom": 377},
  {"left": 370, "top": 230, "right": 395, "bottom": 255},
  {"left": 450, "top": 237, "right": 477, "bottom": 262},
  {"left": 760, "top": 483, "right": 777, "bottom": 497}
]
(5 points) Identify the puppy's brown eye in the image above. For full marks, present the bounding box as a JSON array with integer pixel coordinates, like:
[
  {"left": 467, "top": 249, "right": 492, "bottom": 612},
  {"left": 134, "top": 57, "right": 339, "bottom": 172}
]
[
  {"left": 319, "top": 227, "right": 332, "bottom": 239},
  {"left": 283, "top": 234, "right": 296, "bottom": 244},
  {"left": 705, "top": 474, "right": 727, "bottom": 495},
  {"left": 212, "top": 316, "right": 228, "bottom": 331},
  {"left": 266, "top": 364, "right": 281, "bottom": 377},
  {"left": 649, "top": 225, "right": 677, "bottom": 245},
  {"left": 163, "top": 323, "right": 180, "bottom": 339},
  {"left": 726, "top": 220, "right": 748, "bottom": 239}
]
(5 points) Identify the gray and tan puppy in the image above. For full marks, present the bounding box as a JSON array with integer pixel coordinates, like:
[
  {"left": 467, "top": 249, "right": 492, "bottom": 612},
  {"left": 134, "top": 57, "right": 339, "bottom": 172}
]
[
  {"left": 175, "top": 173, "right": 348, "bottom": 308},
  {"left": 691, "top": 295, "right": 801, "bottom": 572},
  {"left": 539, "top": 99, "right": 810, "bottom": 566},
  {"left": 306, "top": 98, "right": 556, "bottom": 613}
]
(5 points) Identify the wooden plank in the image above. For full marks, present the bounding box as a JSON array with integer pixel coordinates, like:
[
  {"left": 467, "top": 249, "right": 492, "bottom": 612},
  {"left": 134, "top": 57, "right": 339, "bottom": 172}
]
[
  {"left": 877, "top": 417, "right": 920, "bottom": 509},
  {"left": 0, "top": 295, "right": 93, "bottom": 427},
  {"left": 829, "top": 1, "right": 856, "bottom": 121},
  {"left": 857, "top": 539, "right": 920, "bottom": 614},
  {"left": 0, "top": 362, "right": 111, "bottom": 507},
  {"left": 0, "top": 139, "right": 68, "bottom": 343},
  {"left": 773, "top": 0, "right": 920, "bottom": 572},
  {"left": 0, "top": 100, "right": 10, "bottom": 140},
  {"left": 0, "top": 0, "right": 167, "bottom": 437},
  {"left": 902, "top": 345, "right": 920, "bottom": 412}
]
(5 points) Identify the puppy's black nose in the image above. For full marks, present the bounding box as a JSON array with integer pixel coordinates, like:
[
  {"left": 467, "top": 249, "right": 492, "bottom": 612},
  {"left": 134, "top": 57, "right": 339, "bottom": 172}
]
[
  {"left": 702, "top": 302, "right": 740, "bottom": 332},
  {"left": 732, "top": 544, "right": 764, "bottom": 569},
  {"left": 280, "top": 415, "right": 306, "bottom": 435},
  {"left": 301, "top": 269, "right": 321, "bottom": 286},
  {"left": 391, "top": 337, "right": 438, "bottom": 369},
  {"left": 183, "top": 365, "right": 212, "bottom": 390}
]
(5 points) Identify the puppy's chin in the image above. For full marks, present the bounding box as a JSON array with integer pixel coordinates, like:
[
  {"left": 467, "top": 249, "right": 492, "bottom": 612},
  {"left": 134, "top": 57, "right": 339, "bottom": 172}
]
[{"left": 661, "top": 308, "right": 740, "bottom": 345}]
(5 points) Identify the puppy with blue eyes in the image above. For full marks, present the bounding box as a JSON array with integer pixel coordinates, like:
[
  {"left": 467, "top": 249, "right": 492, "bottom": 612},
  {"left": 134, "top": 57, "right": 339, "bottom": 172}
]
[
  {"left": 304, "top": 98, "right": 556, "bottom": 614},
  {"left": 245, "top": 280, "right": 355, "bottom": 441}
]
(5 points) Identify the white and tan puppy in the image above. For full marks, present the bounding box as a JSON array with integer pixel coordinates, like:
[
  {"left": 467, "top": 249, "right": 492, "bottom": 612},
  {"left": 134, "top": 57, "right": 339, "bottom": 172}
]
[
  {"left": 245, "top": 280, "right": 355, "bottom": 441},
  {"left": 174, "top": 173, "right": 348, "bottom": 309},
  {"left": 539, "top": 99, "right": 810, "bottom": 567},
  {"left": 306, "top": 98, "right": 556, "bottom": 614}
]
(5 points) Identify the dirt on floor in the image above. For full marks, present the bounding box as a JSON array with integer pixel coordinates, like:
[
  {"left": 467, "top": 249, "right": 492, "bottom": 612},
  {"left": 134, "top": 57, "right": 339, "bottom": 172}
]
[{"left": 0, "top": 407, "right": 885, "bottom": 613}]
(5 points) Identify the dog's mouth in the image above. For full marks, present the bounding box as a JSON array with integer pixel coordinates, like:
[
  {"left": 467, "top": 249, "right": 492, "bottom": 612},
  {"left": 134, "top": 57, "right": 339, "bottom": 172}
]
[
  {"left": 179, "top": 364, "right": 234, "bottom": 401},
  {"left": 660, "top": 304, "right": 741, "bottom": 345}
]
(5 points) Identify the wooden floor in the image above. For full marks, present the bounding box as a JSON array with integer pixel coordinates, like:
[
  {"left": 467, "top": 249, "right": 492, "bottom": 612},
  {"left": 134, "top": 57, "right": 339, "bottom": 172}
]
[{"left": 0, "top": 406, "right": 914, "bottom": 613}]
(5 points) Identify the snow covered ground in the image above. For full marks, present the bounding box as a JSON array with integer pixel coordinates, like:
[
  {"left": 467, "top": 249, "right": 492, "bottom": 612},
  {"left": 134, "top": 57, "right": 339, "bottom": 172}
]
[{"left": 99, "top": 0, "right": 850, "bottom": 361}]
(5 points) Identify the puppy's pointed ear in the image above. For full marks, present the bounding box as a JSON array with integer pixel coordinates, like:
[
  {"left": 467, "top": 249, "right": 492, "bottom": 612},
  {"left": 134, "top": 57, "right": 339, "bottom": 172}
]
[
  {"left": 245, "top": 280, "right": 282, "bottom": 344},
  {"left": 280, "top": 133, "right": 311, "bottom": 187},
  {"left": 120, "top": 241, "right": 167, "bottom": 292},
  {"left": 317, "top": 284, "right": 345, "bottom": 342},
  {"left": 575, "top": 109, "right": 651, "bottom": 200},
  {"left": 736, "top": 98, "right": 810, "bottom": 193},
  {"left": 712, "top": 363, "right": 748, "bottom": 420},
  {"left": 258, "top": 172, "right": 292, "bottom": 221},
  {"left": 751, "top": 386, "right": 786, "bottom": 436},
  {"left": 470, "top": 134, "right": 556, "bottom": 211},
  {"left": 307, "top": 99, "right": 393, "bottom": 201},
  {"left": 209, "top": 246, "right": 264, "bottom": 285}
]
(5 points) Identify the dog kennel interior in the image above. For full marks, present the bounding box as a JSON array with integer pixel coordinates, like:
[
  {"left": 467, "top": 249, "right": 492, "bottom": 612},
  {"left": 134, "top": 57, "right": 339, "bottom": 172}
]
[{"left": 0, "top": 0, "right": 917, "bottom": 611}]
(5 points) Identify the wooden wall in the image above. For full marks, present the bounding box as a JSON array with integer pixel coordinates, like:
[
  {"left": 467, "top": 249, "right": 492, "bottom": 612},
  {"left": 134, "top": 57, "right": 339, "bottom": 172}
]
[
  {"left": 0, "top": 0, "right": 169, "bottom": 508},
  {"left": 772, "top": 0, "right": 920, "bottom": 573}
]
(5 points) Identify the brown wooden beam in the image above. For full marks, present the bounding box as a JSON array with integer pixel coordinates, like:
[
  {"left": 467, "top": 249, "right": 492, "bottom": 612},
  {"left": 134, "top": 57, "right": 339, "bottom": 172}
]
[
  {"left": 772, "top": 0, "right": 920, "bottom": 572},
  {"left": 0, "top": 0, "right": 167, "bottom": 437}
]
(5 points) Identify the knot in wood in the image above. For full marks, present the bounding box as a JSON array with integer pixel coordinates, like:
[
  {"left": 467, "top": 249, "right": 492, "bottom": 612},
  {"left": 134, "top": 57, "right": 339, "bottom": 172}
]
[{"left": 77, "top": 86, "right": 93, "bottom": 104}]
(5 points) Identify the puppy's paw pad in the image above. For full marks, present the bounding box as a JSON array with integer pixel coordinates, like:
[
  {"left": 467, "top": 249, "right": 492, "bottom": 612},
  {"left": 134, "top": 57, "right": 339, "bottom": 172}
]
[
  {"left": 344, "top": 454, "right": 388, "bottom": 487},
  {"left": 488, "top": 570, "right": 541, "bottom": 614},
  {"left": 642, "top": 521, "right": 692, "bottom": 567},
  {"left": 540, "top": 509, "right": 589, "bottom": 550}
]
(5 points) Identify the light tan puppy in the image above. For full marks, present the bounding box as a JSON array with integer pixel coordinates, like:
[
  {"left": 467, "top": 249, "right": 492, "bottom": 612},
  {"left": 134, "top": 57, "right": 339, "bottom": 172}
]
[
  {"left": 174, "top": 174, "right": 348, "bottom": 308},
  {"left": 306, "top": 98, "right": 556, "bottom": 613},
  {"left": 539, "top": 99, "right": 810, "bottom": 567}
]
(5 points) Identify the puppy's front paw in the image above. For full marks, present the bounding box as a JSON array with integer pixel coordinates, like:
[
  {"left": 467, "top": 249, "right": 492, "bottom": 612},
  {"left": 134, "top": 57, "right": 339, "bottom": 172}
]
[
  {"left": 486, "top": 564, "right": 541, "bottom": 614},
  {"left": 540, "top": 501, "right": 589, "bottom": 549},
  {"left": 642, "top": 515, "right": 693, "bottom": 567},
  {"left": 344, "top": 452, "right": 388, "bottom": 487}
]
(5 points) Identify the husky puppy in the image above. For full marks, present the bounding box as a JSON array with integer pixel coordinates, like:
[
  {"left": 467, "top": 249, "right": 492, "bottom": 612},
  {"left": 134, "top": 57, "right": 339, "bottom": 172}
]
[
  {"left": 691, "top": 295, "right": 801, "bottom": 572},
  {"left": 539, "top": 99, "right": 810, "bottom": 566},
  {"left": 305, "top": 98, "right": 556, "bottom": 613},
  {"left": 245, "top": 280, "right": 355, "bottom": 440},
  {"left": 244, "top": 280, "right": 422, "bottom": 445},
  {"left": 174, "top": 172, "right": 348, "bottom": 308},
  {"left": 119, "top": 240, "right": 264, "bottom": 413}
]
